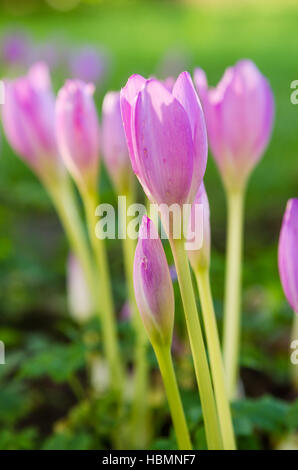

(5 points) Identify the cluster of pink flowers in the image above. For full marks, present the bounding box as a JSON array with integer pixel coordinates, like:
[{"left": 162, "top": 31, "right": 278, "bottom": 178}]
[
  {"left": 3, "top": 57, "right": 296, "bottom": 338},
  {"left": 2, "top": 56, "right": 297, "bottom": 449},
  {"left": 1, "top": 31, "right": 109, "bottom": 84}
]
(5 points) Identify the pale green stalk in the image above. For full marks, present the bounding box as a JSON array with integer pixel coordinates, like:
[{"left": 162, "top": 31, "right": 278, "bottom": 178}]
[
  {"left": 42, "top": 172, "right": 123, "bottom": 399},
  {"left": 45, "top": 174, "right": 95, "bottom": 296},
  {"left": 222, "top": 188, "right": 245, "bottom": 399},
  {"left": 153, "top": 344, "right": 192, "bottom": 450},
  {"left": 82, "top": 187, "right": 124, "bottom": 396},
  {"left": 195, "top": 267, "right": 236, "bottom": 450},
  {"left": 170, "top": 238, "right": 223, "bottom": 450}
]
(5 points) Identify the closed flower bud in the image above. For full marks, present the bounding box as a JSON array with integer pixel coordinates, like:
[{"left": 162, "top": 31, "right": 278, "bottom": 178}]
[
  {"left": 134, "top": 216, "right": 174, "bottom": 347},
  {"left": 278, "top": 199, "right": 298, "bottom": 313},
  {"left": 187, "top": 183, "right": 211, "bottom": 271},
  {"left": 2, "top": 62, "right": 60, "bottom": 181},
  {"left": 55, "top": 80, "right": 100, "bottom": 192},
  {"left": 102, "top": 91, "right": 132, "bottom": 193},
  {"left": 194, "top": 60, "right": 274, "bottom": 191},
  {"left": 120, "top": 72, "right": 207, "bottom": 207}
]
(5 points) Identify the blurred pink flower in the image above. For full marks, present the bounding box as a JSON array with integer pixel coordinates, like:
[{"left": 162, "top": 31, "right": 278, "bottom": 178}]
[
  {"left": 2, "top": 62, "right": 60, "bottom": 181},
  {"left": 101, "top": 91, "right": 132, "bottom": 193},
  {"left": 69, "top": 46, "right": 108, "bottom": 84},
  {"left": 55, "top": 79, "right": 100, "bottom": 191},
  {"left": 278, "top": 199, "right": 298, "bottom": 313},
  {"left": 194, "top": 60, "right": 274, "bottom": 191},
  {"left": 119, "top": 301, "right": 132, "bottom": 322},
  {"left": 2, "top": 31, "right": 31, "bottom": 66}
]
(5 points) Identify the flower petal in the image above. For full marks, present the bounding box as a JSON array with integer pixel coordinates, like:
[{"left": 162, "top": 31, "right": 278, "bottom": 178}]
[
  {"left": 278, "top": 199, "right": 298, "bottom": 313},
  {"left": 120, "top": 74, "right": 146, "bottom": 174},
  {"left": 173, "top": 71, "right": 208, "bottom": 203},
  {"left": 134, "top": 216, "right": 174, "bottom": 346},
  {"left": 132, "top": 79, "right": 194, "bottom": 206}
]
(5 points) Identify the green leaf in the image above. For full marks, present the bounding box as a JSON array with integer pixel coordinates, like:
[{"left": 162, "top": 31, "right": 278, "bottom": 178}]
[
  {"left": 232, "top": 396, "right": 288, "bottom": 434},
  {"left": 150, "top": 438, "right": 177, "bottom": 450},
  {"left": 0, "top": 382, "right": 33, "bottom": 424},
  {"left": 193, "top": 425, "right": 207, "bottom": 450},
  {"left": 42, "top": 431, "right": 93, "bottom": 450},
  {"left": 285, "top": 399, "right": 298, "bottom": 430},
  {"left": 19, "top": 342, "right": 87, "bottom": 383},
  {"left": 0, "top": 428, "right": 37, "bottom": 450}
]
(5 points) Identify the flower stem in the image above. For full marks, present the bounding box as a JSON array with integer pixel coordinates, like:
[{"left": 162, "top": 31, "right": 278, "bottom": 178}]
[
  {"left": 120, "top": 187, "right": 149, "bottom": 449},
  {"left": 46, "top": 175, "right": 95, "bottom": 296},
  {"left": 291, "top": 312, "right": 298, "bottom": 391},
  {"left": 82, "top": 187, "right": 124, "bottom": 396},
  {"left": 195, "top": 267, "right": 236, "bottom": 450},
  {"left": 170, "top": 238, "right": 222, "bottom": 450},
  {"left": 222, "top": 188, "right": 245, "bottom": 399},
  {"left": 153, "top": 344, "right": 192, "bottom": 450}
]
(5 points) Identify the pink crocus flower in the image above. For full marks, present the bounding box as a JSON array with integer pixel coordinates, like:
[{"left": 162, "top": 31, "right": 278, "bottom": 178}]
[
  {"left": 194, "top": 60, "right": 274, "bottom": 191},
  {"left": 55, "top": 80, "right": 100, "bottom": 191},
  {"left": 278, "top": 199, "right": 298, "bottom": 313},
  {"left": 120, "top": 72, "right": 207, "bottom": 208},
  {"left": 134, "top": 216, "right": 174, "bottom": 347},
  {"left": 2, "top": 62, "right": 60, "bottom": 181},
  {"left": 101, "top": 91, "right": 132, "bottom": 193}
]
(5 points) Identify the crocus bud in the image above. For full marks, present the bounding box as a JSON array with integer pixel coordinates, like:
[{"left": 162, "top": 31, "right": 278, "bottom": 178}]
[
  {"left": 2, "top": 62, "right": 60, "bottom": 182},
  {"left": 194, "top": 60, "right": 274, "bottom": 191},
  {"left": 278, "top": 199, "right": 298, "bottom": 313},
  {"left": 134, "top": 216, "right": 174, "bottom": 347},
  {"left": 187, "top": 183, "right": 210, "bottom": 271},
  {"left": 120, "top": 72, "right": 207, "bottom": 207},
  {"left": 55, "top": 80, "right": 100, "bottom": 192},
  {"left": 102, "top": 91, "right": 132, "bottom": 193},
  {"left": 67, "top": 254, "right": 94, "bottom": 323}
]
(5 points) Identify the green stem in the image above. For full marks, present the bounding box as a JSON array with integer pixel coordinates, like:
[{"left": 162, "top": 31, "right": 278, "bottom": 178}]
[
  {"left": 291, "top": 312, "right": 298, "bottom": 391},
  {"left": 131, "top": 338, "right": 148, "bottom": 448},
  {"left": 170, "top": 238, "right": 222, "bottom": 450},
  {"left": 69, "top": 374, "right": 85, "bottom": 401},
  {"left": 120, "top": 188, "right": 149, "bottom": 449},
  {"left": 46, "top": 175, "right": 95, "bottom": 294},
  {"left": 82, "top": 188, "right": 124, "bottom": 396},
  {"left": 195, "top": 268, "right": 236, "bottom": 450},
  {"left": 222, "top": 188, "right": 245, "bottom": 399},
  {"left": 154, "top": 344, "right": 192, "bottom": 450},
  {"left": 48, "top": 176, "right": 124, "bottom": 398}
]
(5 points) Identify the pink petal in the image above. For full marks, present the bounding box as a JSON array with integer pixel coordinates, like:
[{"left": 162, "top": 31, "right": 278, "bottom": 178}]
[
  {"left": 173, "top": 71, "right": 208, "bottom": 203},
  {"left": 132, "top": 79, "right": 194, "bottom": 206},
  {"left": 278, "top": 199, "right": 298, "bottom": 312},
  {"left": 120, "top": 74, "right": 146, "bottom": 174},
  {"left": 134, "top": 216, "right": 174, "bottom": 345}
]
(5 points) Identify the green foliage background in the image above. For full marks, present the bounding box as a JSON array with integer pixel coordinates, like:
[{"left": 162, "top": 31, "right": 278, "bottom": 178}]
[{"left": 0, "top": 0, "right": 297, "bottom": 450}]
